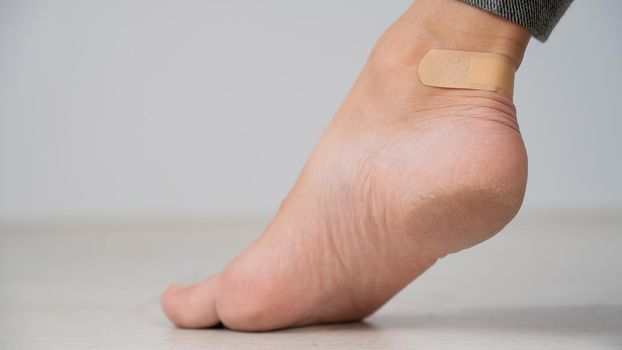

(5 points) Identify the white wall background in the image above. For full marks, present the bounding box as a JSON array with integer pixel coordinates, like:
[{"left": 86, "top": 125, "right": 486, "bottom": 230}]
[{"left": 1, "top": 0, "right": 621, "bottom": 223}]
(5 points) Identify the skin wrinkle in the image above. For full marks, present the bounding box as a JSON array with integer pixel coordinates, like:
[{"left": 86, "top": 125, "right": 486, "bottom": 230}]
[
  {"left": 327, "top": 197, "right": 367, "bottom": 319},
  {"left": 300, "top": 216, "right": 325, "bottom": 297},
  {"left": 323, "top": 156, "right": 361, "bottom": 287},
  {"left": 358, "top": 138, "right": 412, "bottom": 255}
]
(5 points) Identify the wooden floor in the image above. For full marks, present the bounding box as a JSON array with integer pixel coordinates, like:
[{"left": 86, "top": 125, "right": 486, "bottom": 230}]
[{"left": 1, "top": 213, "right": 621, "bottom": 349}]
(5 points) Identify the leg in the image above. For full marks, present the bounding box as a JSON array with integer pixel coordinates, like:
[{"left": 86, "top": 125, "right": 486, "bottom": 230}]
[{"left": 162, "top": 0, "right": 530, "bottom": 331}]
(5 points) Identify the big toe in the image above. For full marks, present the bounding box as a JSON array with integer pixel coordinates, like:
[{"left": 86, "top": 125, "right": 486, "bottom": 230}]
[{"left": 161, "top": 274, "right": 222, "bottom": 328}]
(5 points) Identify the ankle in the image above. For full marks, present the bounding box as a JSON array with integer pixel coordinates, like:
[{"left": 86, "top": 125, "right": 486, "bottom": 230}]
[
  {"left": 371, "top": 0, "right": 530, "bottom": 70},
  {"left": 415, "top": 0, "right": 530, "bottom": 67}
]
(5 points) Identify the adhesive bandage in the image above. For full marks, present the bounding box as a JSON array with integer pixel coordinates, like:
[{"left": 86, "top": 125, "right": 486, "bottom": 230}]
[{"left": 418, "top": 49, "right": 516, "bottom": 99}]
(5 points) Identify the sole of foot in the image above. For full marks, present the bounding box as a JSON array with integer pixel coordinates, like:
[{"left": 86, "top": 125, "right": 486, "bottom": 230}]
[{"left": 162, "top": 0, "right": 531, "bottom": 332}]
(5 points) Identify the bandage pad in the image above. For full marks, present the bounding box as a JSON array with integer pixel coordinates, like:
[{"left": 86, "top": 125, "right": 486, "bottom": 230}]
[{"left": 418, "top": 49, "right": 516, "bottom": 99}]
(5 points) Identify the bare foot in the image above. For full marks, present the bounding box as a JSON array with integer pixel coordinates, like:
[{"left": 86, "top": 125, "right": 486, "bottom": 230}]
[{"left": 162, "top": 0, "right": 531, "bottom": 331}]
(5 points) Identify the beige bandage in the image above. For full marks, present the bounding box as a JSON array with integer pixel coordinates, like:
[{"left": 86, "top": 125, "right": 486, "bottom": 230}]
[{"left": 418, "top": 49, "right": 516, "bottom": 99}]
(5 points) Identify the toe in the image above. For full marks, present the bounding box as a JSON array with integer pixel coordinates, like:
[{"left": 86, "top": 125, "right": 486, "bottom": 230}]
[{"left": 161, "top": 274, "right": 222, "bottom": 328}]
